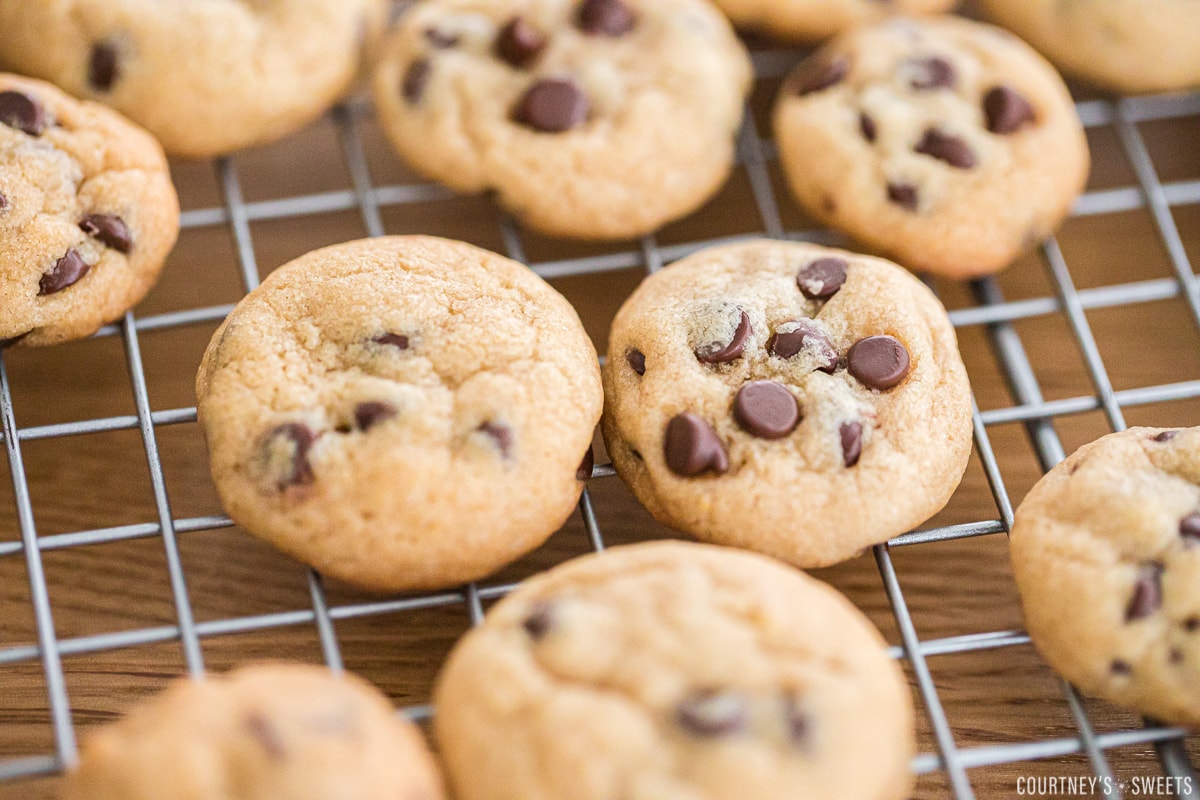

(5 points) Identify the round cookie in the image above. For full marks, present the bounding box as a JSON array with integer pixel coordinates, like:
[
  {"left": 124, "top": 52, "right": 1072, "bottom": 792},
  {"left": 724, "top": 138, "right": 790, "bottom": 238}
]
[
  {"left": 372, "top": 0, "right": 752, "bottom": 240},
  {"left": 1010, "top": 427, "right": 1200, "bottom": 726},
  {"left": 601, "top": 240, "right": 972, "bottom": 568},
  {"left": 0, "top": 73, "right": 178, "bottom": 348},
  {"left": 980, "top": 0, "right": 1200, "bottom": 94},
  {"left": 62, "top": 663, "right": 445, "bottom": 800},
  {"left": 195, "top": 236, "right": 602, "bottom": 592},
  {"left": 434, "top": 541, "right": 915, "bottom": 800},
  {"left": 711, "top": 0, "right": 956, "bottom": 43},
  {"left": 773, "top": 16, "right": 1089, "bottom": 279},
  {"left": 0, "top": 0, "right": 387, "bottom": 158}
]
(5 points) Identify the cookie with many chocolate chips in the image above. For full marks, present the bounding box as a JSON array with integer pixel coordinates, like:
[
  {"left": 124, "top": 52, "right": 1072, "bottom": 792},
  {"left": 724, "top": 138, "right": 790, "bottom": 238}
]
[
  {"left": 196, "top": 236, "right": 602, "bottom": 592},
  {"left": 601, "top": 240, "right": 972, "bottom": 567},
  {"left": 372, "top": 0, "right": 752, "bottom": 240},
  {"left": 1011, "top": 427, "right": 1200, "bottom": 726},
  {"left": 711, "top": 0, "right": 956, "bottom": 43},
  {"left": 434, "top": 541, "right": 915, "bottom": 800},
  {"left": 773, "top": 16, "right": 1089, "bottom": 278},
  {"left": 62, "top": 663, "right": 445, "bottom": 800},
  {"left": 0, "top": 73, "right": 178, "bottom": 347},
  {"left": 0, "top": 0, "right": 387, "bottom": 157}
]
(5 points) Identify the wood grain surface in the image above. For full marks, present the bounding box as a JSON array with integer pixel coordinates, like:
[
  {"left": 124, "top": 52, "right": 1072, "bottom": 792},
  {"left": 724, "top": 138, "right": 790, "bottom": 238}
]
[{"left": 2, "top": 58, "right": 1199, "bottom": 800}]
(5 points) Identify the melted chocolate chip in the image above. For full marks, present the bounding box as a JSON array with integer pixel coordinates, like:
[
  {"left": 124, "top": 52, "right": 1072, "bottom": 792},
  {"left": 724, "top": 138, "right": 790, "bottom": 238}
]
[
  {"left": 0, "top": 91, "right": 48, "bottom": 136},
  {"left": 246, "top": 712, "right": 285, "bottom": 760},
  {"left": 733, "top": 381, "right": 799, "bottom": 440},
  {"left": 79, "top": 214, "right": 132, "bottom": 253},
  {"left": 577, "top": 446, "right": 594, "bottom": 481},
  {"left": 38, "top": 249, "right": 89, "bottom": 295},
  {"left": 984, "top": 86, "right": 1035, "bottom": 134},
  {"left": 695, "top": 309, "right": 751, "bottom": 364},
  {"left": 909, "top": 56, "right": 957, "bottom": 90},
  {"left": 859, "top": 112, "right": 877, "bottom": 143},
  {"left": 914, "top": 128, "right": 976, "bottom": 169},
  {"left": 1153, "top": 430, "right": 1180, "bottom": 442},
  {"left": 479, "top": 421, "right": 513, "bottom": 458},
  {"left": 675, "top": 689, "right": 746, "bottom": 737},
  {"left": 791, "top": 54, "right": 849, "bottom": 96},
  {"left": 373, "top": 332, "right": 410, "bottom": 350},
  {"left": 1111, "top": 659, "right": 1132, "bottom": 676},
  {"left": 577, "top": 0, "right": 636, "bottom": 36},
  {"left": 89, "top": 41, "right": 120, "bottom": 92},
  {"left": 664, "top": 413, "right": 728, "bottom": 477},
  {"left": 402, "top": 58, "right": 432, "bottom": 104},
  {"left": 514, "top": 79, "right": 589, "bottom": 133},
  {"left": 496, "top": 17, "right": 547, "bottom": 67},
  {"left": 840, "top": 421, "right": 863, "bottom": 467},
  {"left": 797, "top": 258, "right": 848, "bottom": 300},
  {"left": 784, "top": 696, "right": 809, "bottom": 746},
  {"left": 1185, "top": 617, "right": 1200, "bottom": 633},
  {"left": 768, "top": 321, "right": 837, "bottom": 373},
  {"left": 265, "top": 423, "right": 317, "bottom": 489},
  {"left": 1125, "top": 563, "right": 1164, "bottom": 622},
  {"left": 887, "top": 181, "right": 919, "bottom": 211},
  {"left": 847, "top": 336, "right": 911, "bottom": 390},
  {"left": 522, "top": 600, "right": 554, "bottom": 640},
  {"left": 424, "top": 27, "right": 460, "bottom": 48},
  {"left": 626, "top": 348, "right": 646, "bottom": 375},
  {"left": 1180, "top": 513, "right": 1200, "bottom": 544},
  {"left": 354, "top": 401, "right": 397, "bottom": 431}
]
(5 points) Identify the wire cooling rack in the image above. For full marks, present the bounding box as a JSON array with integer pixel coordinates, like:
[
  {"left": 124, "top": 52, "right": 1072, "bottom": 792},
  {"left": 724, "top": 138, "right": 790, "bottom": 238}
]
[{"left": 2, "top": 31, "right": 1200, "bottom": 800}]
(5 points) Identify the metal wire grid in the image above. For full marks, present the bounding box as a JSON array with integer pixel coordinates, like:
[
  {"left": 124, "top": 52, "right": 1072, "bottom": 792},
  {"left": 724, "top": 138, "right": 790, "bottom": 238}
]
[{"left": 0, "top": 41, "right": 1197, "bottom": 798}]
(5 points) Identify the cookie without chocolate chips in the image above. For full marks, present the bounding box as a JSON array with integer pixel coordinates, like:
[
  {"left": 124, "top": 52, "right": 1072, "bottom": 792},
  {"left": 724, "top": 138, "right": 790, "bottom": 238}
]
[
  {"left": 774, "top": 16, "right": 1089, "bottom": 279},
  {"left": 601, "top": 240, "right": 972, "bottom": 568},
  {"left": 711, "top": 0, "right": 956, "bottom": 43},
  {"left": 0, "top": 0, "right": 387, "bottom": 158},
  {"left": 372, "top": 0, "right": 752, "bottom": 240},
  {"left": 980, "top": 0, "right": 1200, "bottom": 94},
  {"left": 196, "top": 236, "right": 602, "bottom": 592},
  {"left": 61, "top": 663, "right": 445, "bottom": 800},
  {"left": 0, "top": 73, "right": 178, "bottom": 347},
  {"left": 1011, "top": 427, "right": 1200, "bottom": 726},
  {"left": 434, "top": 541, "right": 915, "bottom": 800}
]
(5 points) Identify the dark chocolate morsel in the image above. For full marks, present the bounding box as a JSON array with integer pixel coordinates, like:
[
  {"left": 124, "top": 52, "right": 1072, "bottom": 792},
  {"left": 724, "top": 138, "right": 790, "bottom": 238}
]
[
  {"left": 840, "top": 421, "right": 863, "bottom": 467},
  {"left": 886, "top": 181, "right": 919, "bottom": 211},
  {"left": 784, "top": 696, "right": 809, "bottom": 746},
  {"left": 38, "top": 249, "right": 90, "bottom": 295},
  {"left": 373, "top": 332, "right": 410, "bottom": 350},
  {"left": 1186, "top": 617, "right": 1200, "bottom": 633},
  {"left": 514, "top": 79, "right": 589, "bottom": 133},
  {"left": 402, "top": 58, "right": 432, "bottom": 104},
  {"left": 675, "top": 689, "right": 746, "bottom": 737},
  {"left": 522, "top": 600, "right": 554, "bottom": 640},
  {"left": 1180, "top": 513, "right": 1200, "bottom": 544},
  {"left": 1154, "top": 430, "right": 1180, "bottom": 442},
  {"left": 354, "top": 401, "right": 397, "bottom": 432},
  {"left": 0, "top": 192, "right": 7, "bottom": 211},
  {"left": 984, "top": 85, "right": 1036, "bottom": 134},
  {"left": 847, "top": 336, "right": 911, "bottom": 390},
  {"left": 1125, "top": 563, "right": 1163, "bottom": 622},
  {"left": 0, "top": 91, "right": 48, "bottom": 136},
  {"left": 626, "top": 348, "right": 646, "bottom": 375},
  {"left": 859, "top": 112, "right": 877, "bottom": 143},
  {"left": 791, "top": 53, "right": 849, "bottom": 96},
  {"left": 733, "top": 381, "right": 799, "bottom": 440},
  {"left": 796, "top": 258, "right": 848, "bottom": 300},
  {"left": 914, "top": 128, "right": 976, "bottom": 169},
  {"left": 479, "top": 420, "right": 514, "bottom": 458},
  {"left": 768, "top": 320, "right": 837, "bottom": 373},
  {"left": 695, "top": 309, "right": 751, "bottom": 364},
  {"left": 577, "top": 446, "right": 594, "bottom": 481},
  {"left": 89, "top": 40, "right": 120, "bottom": 92},
  {"left": 1110, "top": 659, "right": 1132, "bottom": 676},
  {"left": 577, "top": 0, "right": 636, "bottom": 36},
  {"left": 496, "top": 17, "right": 547, "bottom": 67},
  {"left": 79, "top": 214, "right": 132, "bottom": 253},
  {"left": 909, "top": 56, "right": 957, "bottom": 90},
  {"left": 265, "top": 423, "right": 317, "bottom": 489},
  {"left": 664, "top": 413, "right": 728, "bottom": 477}
]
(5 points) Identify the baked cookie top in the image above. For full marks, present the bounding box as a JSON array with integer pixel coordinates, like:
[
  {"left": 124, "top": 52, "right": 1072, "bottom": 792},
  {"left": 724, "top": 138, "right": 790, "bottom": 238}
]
[
  {"left": 196, "top": 235, "right": 602, "bottom": 592},
  {"left": 435, "top": 541, "right": 915, "bottom": 800},
  {"left": 372, "top": 0, "right": 752, "bottom": 240},
  {"left": 0, "top": 73, "right": 178, "bottom": 347},
  {"left": 711, "top": 0, "right": 955, "bottom": 42},
  {"left": 601, "top": 239, "right": 973, "bottom": 567}
]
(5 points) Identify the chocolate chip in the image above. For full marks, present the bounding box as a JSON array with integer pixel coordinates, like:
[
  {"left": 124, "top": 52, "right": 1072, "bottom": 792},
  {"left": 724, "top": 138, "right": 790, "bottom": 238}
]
[
  {"left": 796, "top": 258, "right": 848, "bottom": 300},
  {"left": 354, "top": 401, "right": 397, "bottom": 431},
  {"left": 909, "top": 56, "right": 957, "bottom": 90},
  {"left": 424, "top": 27, "right": 460, "bottom": 48},
  {"left": 790, "top": 53, "right": 849, "bottom": 96},
  {"left": 514, "top": 79, "right": 589, "bottom": 133},
  {"left": 265, "top": 423, "right": 317, "bottom": 489},
  {"left": 577, "top": 446, "right": 594, "bottom": 481},
  {"left": 1171, "top": 648, "right": 1185, "bottom": 664},
  {"left": 89, "top": 41, "right": 120, "bottom": 91},
  {"left": 840, "top": 421, "right": 863, "bottom": 467},
  {"left": 1125, "top": 563, "right": 1163, "bottom": 622},
  {"left": 0, "top": 91, "right": 48, "bottom": 136},
  {"left": 675, "top": 689, "right": 746, "bottom": 737},
  {"left": 496, "top": 17, "right": 546, "bottom": 67},
  {"left": 664, "top": 413, "right": 728, "bottom": 477},
  {"left": 886, "top": 181, "right": 919, "bottom": 211},
  {"left": 0, "top": 192, "right": 7, "bottom": 211},
  {"left": 402, "top": 58, "right": 432, "bottom": 104},
  {"left": 626, "top": 348, "right": 646, "bottom": 375},
  {"left": 38, "top": 249, "right": 89, "bottom": 295},
  {"left": 1186, "top": 617, "right": 1200, "bottom": 633},
  {"left": 984, "top": 86, "right": 1035, "bottom": 134},
  {"left": 914, "top": 128, "right": 976, "bottom": 169},
  {"left": 734, "top": 381, "right": 799, "bottom": 440},
  {"left": 479, "top": 421, "right": 513, "bottom": 458},
  {"left": 79, "top": 214, "right": 132, "bottom": 253},
  {"left": 522, "top": 601, "right": 554, "bottom": 640},
  {"left": 246, "top": 712, "right": 285, "bottom": 761},
  {"left": 768, "top": 321, "right": 837, "bottom": 373},
  {"left": 695, "top": 309, "right": 751, "bottom": 364},
  {"left": 848, "top": 336, "right": 911, "bottom": 390},
  {"left": 373, "top": 332, "right": 410, "bottom": 350},
  {"left": 1111, "top": 659, "right": 1132, "bottom": 676},
  {"left": 1154, "top": 430, "right": 1180, "bottom": 442},
  {"left": 784, "top": 696, "right": 809, "bottom": 746},
  {"left": 859, "top": 112, "right": 877, "bottom": 143},
  {"left": 577, "top": 0, "right": 636, "bottom": 36},
  {"left": 1181, "top": 513, "right": 1200, "bottom": 544}
]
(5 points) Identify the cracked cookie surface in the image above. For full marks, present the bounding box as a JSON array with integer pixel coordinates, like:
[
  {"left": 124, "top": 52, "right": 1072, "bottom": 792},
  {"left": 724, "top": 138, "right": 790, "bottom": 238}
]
[
  {"left": 601, "top": 239, "right": 972, "bottom": 568},
  {"left": 0, "top": 73, "right": 178, "bottom": 347},
  {"left": 196, "top": 235, "right": 603, "bottom": 592},
  {"left": 434, "top": 541, "right": 914, "bottom": 800},
  {"left": 1011, "top": 427, "right": 1200, "bottom": 725},
  {"left": 711, "top": 0, "right": 955, "bottom": 42},
  {"left": 773, "top": 16, "right": 1088, "bottom": 278},
  {"left": 372, "top": 0, "right": 752, "bottom": 240},
  {"left": 62, "top": 663, "right": 445, "bottom": 800}
]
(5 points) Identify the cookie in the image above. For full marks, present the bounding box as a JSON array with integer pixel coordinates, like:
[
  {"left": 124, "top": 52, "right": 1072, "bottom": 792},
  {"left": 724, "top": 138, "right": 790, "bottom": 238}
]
[
  {"left": 711, "top": 0, "right": 956, "bottom": 43},
  {"left": 600, "top": 240, "right": 972, "bottom": 567},
  {"left": 0, "top": 73, "right": 178, "bottom": 348},
  {"left": 980, "top": 0, "right": 1200, "bottom": 94},
  {"left": 434, "top": 541, "right": 915, "bottom": 800},
  {"left": 0, "top": 0, "right": 387, "bottom": 158},
  {"left": 62, "top": 663, "right": 445, "bottom": 800},
  {"left": 1010, "top": 427, "right": 1200, "bottom": 726},
  {"left": 773, "top": 16, "right": 1089, "bottom": 279},
  {"left": 196, "top": 235, "right": 602, "bottom": 592},
  {"left": 372, "top": 0, "right": 752, "bottom": 240}
]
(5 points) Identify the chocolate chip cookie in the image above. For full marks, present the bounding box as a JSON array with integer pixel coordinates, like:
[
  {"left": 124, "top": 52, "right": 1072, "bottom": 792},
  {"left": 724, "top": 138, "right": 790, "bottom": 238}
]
[
  {"left": 980, "top": 0, "right": 1200, "bottom": 94},
  {"left": 601, "top": 239, "right": 972, "bottom": 568},
  {"left": 196, "top": 236, "right": 603, "bottom": 592},
  {"left": 434, "top": 541, "right": 915, "bottom": 800},
  {"left": 0, "top": 73, "right": 178, "bottom": 348},
  {"left": 1011, "top": 427, "right": 1200, "bottom": 726},
  {"left": 774, "top": 16, "right": 1089, "bottom": 278},
  {"left": 62, "top": 663, "right": 445, "bottom": 800},
  {"left": 372, "top": 0, "right": 752, "bottom": 240},
  {"left": 0, "top": 0, "right": 387, "bottom": 157},
  {"left": 711, "top": 0, "right": 956, "bottom": 43}
]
